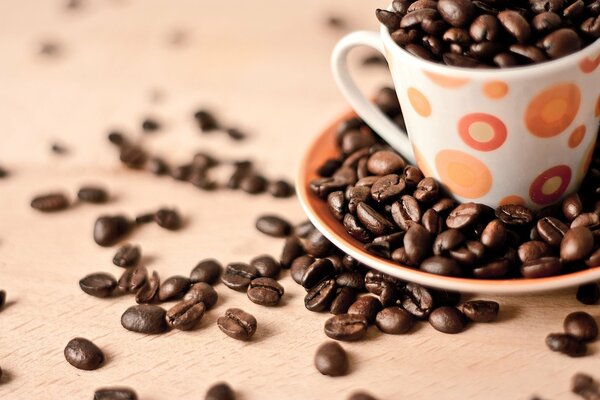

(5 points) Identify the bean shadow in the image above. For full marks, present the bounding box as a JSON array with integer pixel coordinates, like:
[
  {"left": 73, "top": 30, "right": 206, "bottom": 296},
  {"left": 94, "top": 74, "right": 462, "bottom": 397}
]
[{"left": 494, "top": 304, "right": 520, "bottom": 323}]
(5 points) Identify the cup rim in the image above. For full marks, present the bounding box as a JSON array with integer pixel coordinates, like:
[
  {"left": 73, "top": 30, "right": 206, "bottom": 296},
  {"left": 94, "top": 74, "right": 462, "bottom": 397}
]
[{"left": 380, "top": 15, "right": 600, "bottom": 78}]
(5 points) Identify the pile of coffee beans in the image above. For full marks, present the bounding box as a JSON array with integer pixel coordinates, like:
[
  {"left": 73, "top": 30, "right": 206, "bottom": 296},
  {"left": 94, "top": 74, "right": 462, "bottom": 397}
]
[
  {"left": 546, "top": 311, "right": 598, "bottom": 356},
  {"left": 309, "top": 87, "right": 600, "bottom": 280},
  {"left": 376, "top": 0, "right": 600, "bottom": 68},
  {"left": 30, "top": 185, "right": 109, "bottom": 213}
]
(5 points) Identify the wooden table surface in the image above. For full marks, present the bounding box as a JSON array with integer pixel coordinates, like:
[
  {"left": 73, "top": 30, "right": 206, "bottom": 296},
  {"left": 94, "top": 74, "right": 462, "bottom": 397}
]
[{"left": 0, "top": 1, "right": 598, "bottom": 399}]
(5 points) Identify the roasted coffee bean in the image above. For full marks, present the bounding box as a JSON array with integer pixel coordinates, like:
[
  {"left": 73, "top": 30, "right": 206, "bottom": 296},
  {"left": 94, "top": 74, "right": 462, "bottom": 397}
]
[
  {"left": 449, "top": 240, "right": 485, "bottom": 266},
  {"left": 121, "top": 304, "right": 168, "bottom": 334},
  {"left": 141, "top": 118, "right": 160, "bottom": 132},
  {"left": 586, "top": 248, "right": 600, "bottom": 267},
  {"left": 0, "top": 290, "right": 5, "bottom": 309},
  {"left": 537, "top": 217, "right": 569, "bottom": 246},
  {"left": 166, "top": 300, "right": 205, "bottom": 330},
  {"left": 495, "top": 204, "right": 533, "bottom": 225},
  {"left": 328, "top": 191, "right": 346, "bottom": 220},
  {"left": 344, "top": 213, "right": 373, "bottom": 243},
  {"left": 542, "top": 28, "right": 581, "bottom": 58},
  {"left": 154, "top": 208, "right": 181, "bottom": 230},
  {"left": 205, "top": 382, "right": 235, "bottom": 400},
  {"left": 324, "top": 313, "right": 369, "bottom": 341},
  {"left": 371, "top": 174, "right": 406, "bottom": 202},
  {"left": 581, "top": 16, "right": 600, "bottom": 38},
  {"left": 183, "top": 282, "right": 218, "bottom": 309},
  {"left": 357, "top": 202, "right": 394, "bottom": 235},
  {"left": 367, "top": 150, "right": 405, "bottom": 175},
  {"left": 347, "top": 392, "right": 378, "bottom": 400},
  {"left": 402, "top": 283, "right": 434, "bottom": 319},
  {"left": 498, "top": 10, "right": 531, "bottom": 43},
  {"left": 470, "top": 14, "right": 501, "bottom": 41},
  {"left": 443, "top": 27, "right": 472, "bottom": 45},
  {"left": 532, "top": 12, "right": 562, "bottom": 33},
  {"left": 563, "top": 193, "right": 583, "bottom": 222},
  {"left": 391, "top": 28, "right": 421, "bottom": 45},
  {"left": 226, "top": 160, "right": 252, "bottom": 189},
  {"left": 421, "top": 208, "right": 443, "bottom": 235},
  {"left": 31, "top": 193, "right": 69, "bottom": 212},
  {"left": 348, "top": 295, "right": 382, "bottom": 323},
  {"left": 190, "top": 259, "right": 222, "bottom": 284},
  {"left": 376, "top": 8, "right": 401, "bottom": 30},
  {"left": 135, "top": 212, "right": 155, "bottom": 225},
  {"left": 379, "top": 283, "right": 400, "bottom": 307},
  {"left": 79, "top": 273, "right": 117, "bottom": 298},
  {"left": 437, "top": 0, "right": 476, "bottom": 27},
  {"left": 255, "top": 215, "right": 292, "bottom": 237},
  {"left": 239, "top": 174, "right": 268, "bottom": 194},
  {"left": 119, "top": 145, "right": 146, "bottom": 168},
  {"left": 520, "top": 256, "right": 562, "bottom": 278},
  {"left": 473, "top": 258, "right": 510, "bottom": 279},
  {"left": 314, "top": 341, "right": 349, "bottom": 376},
  {"left": 403, "top": 165, "right": 425, "bottom": 187},
  {"left": 107, "top": 131, "right": 125, "bottom": 146},
  {"left": 280, "top": 236, "right": 304, "bottom": 269},
  {"left": 113, "top": 244, "right": 141, "bottom": 267},
  {"left": 135, "top": 270, "right": 159, "bottom": 303},
  {"left": 408, "top": 0, "right": 438, "bottom": 12},
  {"left": 318, "top": 159, "right": 342, "bottom": 178},
  {"left": 146, "top": 157, "right": 169, "bottom": 175},
  {"left": 577, "top": 283, "right": 600, "bottom": 305},
  {"left": 563, "top": 311, "right": 598, "bottom": 343},
  {"left": 366, "top": 232, "right": 405, "bottom": 258},
  {"left": 433, "top": 229, "right": 464, "bottom": 255},
  {"left": 414, "top": 178, "right": 439, "bottom": 203},
  {"left": 571, "top": 212, "right": 600, "bottom": 229},
  {"left": 546, "top": 333, "right": 587, "bottom": 357},
  {"left": 331, "top": 287, "right": 358, "bottom": 315},
  {"left": 518, "top": 240, "right": 553, "bottom": 263},
  {"left": 291, "top": 255, "right": 314, "bottom": 284},
  {"left": 305, "top": 278, "right": 337, "bottom": 311},
  {"left": 494, "top": 51, "right": 520, "bottom": 67},
  {"left": 561, "top": 226, "right": 594, "bottom": 261},
  {"left": 119, "top": 265, "right": 148, "bottom": 293},
  {"left": 64, "top": 338, "right": 104, "bottom": 370},
  {"left": 365, "top": 270, "right": 402, "bottom": 295},
  {"left": 247, "top": 277, "right": 284, "bottom": 306},
  {"left": 446, "top": 203, "right": 482, "bottom": 229},
  {"left": 217, "top": 308, "right": 257, "bottom": 341},
  {"left": 302, "top": 258, "right": 336, "bottom": 289},
  {"left": 77, "top": 186, "right": 108, "bottom": 204},
  {"left": 461, "top": 300, "right": 499, "bottom": 322},
  {"left": 194, "top": 109, "right": 219, "bottom": 131},
  {"left": 481, "top": 219, "right": 507, "bottom": 249},
  {"left": 336, "top": 272, "right": 365, "bottom": 291},
  {"left": 171, "top": 164, "right": 191, "bottom": 181},
  {"left": 375, "top": 307, "right": 414, "bottom": 334},
  {"left": 391, "top": 195, "right": 421, "bottom": 231},
  {"left": 421, "top": 255, "right": 462, "bottom": 276},
  {"left": 294, "top": 220, "right": 315, "bottom": 238},
  {"left": 305, "top": 229, "right": 333, "bottom": 257},
  {"left": 571, "top": 373, "right": 599, "bottom": 400},
  {"left": 429, "top": 306, "right": 466, "bottom": 334},
  {"left": 345, "top": 186, "right": 369, "bottom": 215},
  {"left": 94, "top": 215, "right": 130, "bottom": 246},
  {"left": 511, "top": 43, "right": 548, "bottom": 63},
  {"left": 400, "top": 9, "right": 440, "bottom": 29},
  {"left": 404, "top": 224, "right": 432, "bottom": 264},
  {"left": 222, "top": 263, "right": 259, "bottom": 291},
  {"left": 158, "top": 276, "right": 190, "bottom": 302},
  {"left": 94, "top": 387, "right": 138, "bottom": 400},
  {"left": 249, "top": 255, "right": 281, "bottom": 279},
  {"left": 266, "top": 179, "right": 293, "bottom": 198}
]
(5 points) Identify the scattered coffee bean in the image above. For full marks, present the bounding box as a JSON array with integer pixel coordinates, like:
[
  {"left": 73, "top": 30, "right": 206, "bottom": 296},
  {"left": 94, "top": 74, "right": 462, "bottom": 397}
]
[
  {"left": 461, "top": 300, "right": 499, "bottom": 322},
  {"left": 119, "top": 144, "right": 146, "bottom": 168},
  {"left": 31, "top": 193, "right": 69, "bottom": 212},
  {"left": 429, "top": 306, "right": 466, "bottom": 334},
  {"left": 250, "top": 255, "right": 281, "bottom": 279},
  {"left": 79, "top": 273, "right": 117, "bottom": 298},
  {"left": 268, "top": 180, "right": 294, "bottom": 198},
  {"left": 0, "top": 290, "right": 5, "bottom": 309},
  {"left": 222, "top": 263, "right": 259, "bottom": 291},
  {"left": 217, "top": 308, "right": 257, "bottom": 341},
  {"left": 190, "top": 259, "right": 222, "bottom": 284},
  {"left": 154, "top": 208, "right": 182, "bottom": 230},
  {"left": 240, "top": 174, "right": 267, "bottom": 194},
  {"left": 194, "top": 110, "right": 219, "bottom": 131},
  {"left": 64, "top": 338, "right": 104, "bottom": 370},
  {"left": 281, "top": 236, "right": 305, "bottom": 268},
  {"left": 331, "top": 287, "right": 357, "bottom": 315},
  {"left": 117, "top": 264, "right": 147, "bottom": 294},
  {"left": 247, "top": 277, "right": 284, "bottom": 306},
  {"left": 348, "top": 295, "right": 382, "bottom": 324},
  {"left": 302, "top": 258, "right": 336, "bottom": 289},
  {"left": 305, "top": 278, "right": 337, "bottom": 312},
  {"left": 134, "top": 270, "right": 159, "bottom": 303},
  {"left": 205, "top": 382, "right": 235, "bottom": 400},
  {"left": 141, "top": 118, "right": 160, "bottom": 132},
  {"left": 577, "top": 283, "right": 600, "bottom": 305},
  {"left": 77, "top": 186, "right": 108, "bottom": 204},
  {"left": 135, "top": 212, "right": 155, "bottom": 225},
  {"left": 255, "top": 215, "right": 291, "bottom": 237},
  {"left": 166, "top": 300, "right": 205, "bottom": 330},
  {"left": 113, "top": 244, "right": 141, "bottom": 267},
  {"left": 94, "top": 215, "right": 131, "bottom": 247},
  {"left": 314, "top": 341, "right": 349, "bottom": 377},
  {"left": 571, "top": 373, "right": 600, "bottom": 400},
  {"left": 347, "top": 392, "right": 378, "bottom": 400},
  {"left": 546, "top": 333, "right": 587, "bottom": 357},
  {"left": 375, "top": 307, "right": 414, "bottom": 334},
  {"left": 121, "top": 304, "right": 168, "bottom": 334},
  {"left": 183, "top": 282, "right": 218, "bottom": 309},
  {"left": 94, "top": 387, "right": 138, "bottom": 400},
  {"left": 158, "top": 275, "right": 191, "bottom": 301},
  {"left": 564, "top": 312, "right": 598, "bottom": 342},
  {"left": 146, "top": 157, "right": 169, "bottom": 175},
  {"left": 324, "top": 313, "right": 369, "bottom": 341}
]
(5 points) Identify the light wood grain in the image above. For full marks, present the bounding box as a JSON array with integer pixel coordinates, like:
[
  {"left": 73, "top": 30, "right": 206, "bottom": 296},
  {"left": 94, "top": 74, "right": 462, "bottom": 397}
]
[{"left": 0, "top": 1, "right": 598, "bottom": 399}]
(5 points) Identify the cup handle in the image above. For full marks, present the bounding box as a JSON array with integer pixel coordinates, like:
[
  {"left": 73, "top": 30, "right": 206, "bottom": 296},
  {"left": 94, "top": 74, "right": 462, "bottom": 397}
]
[{"left": 331, "top": 31, "right": 415, "bottom": 165}]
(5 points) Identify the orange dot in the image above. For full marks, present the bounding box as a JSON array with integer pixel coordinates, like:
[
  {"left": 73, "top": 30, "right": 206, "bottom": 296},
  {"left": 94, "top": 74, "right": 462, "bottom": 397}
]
[
  {"left": 412, "top": 144, "right": 433, "bottom": 178},
  {"left": 525, "top": 83, "right": 581, "bottom": 138},
  {"left": 407, "top": 87, "right": 432, "bottom": 117},
  {"left": 500, "top": 195, "right": 525, "bottom": 206},
  {"left": 580, "top": 54, "right": 600, "bottom": 73},
  {"left": 483, "top": 81, "right": 509, "bottom": 99},
  {"left": 435, "top": 149, "right": 492, "bottom": 199},
  {"left": 458, "top": 113, "right": 507, "bottom": 152},
  {"left": 568, "top": 125, "right": 586, "bottom": 148},
  {"left": 596, "top": 94, "right": 600, "bottom": 117},
  {"left": 424, "top": 71, "right": 469, "bottom": 88}
]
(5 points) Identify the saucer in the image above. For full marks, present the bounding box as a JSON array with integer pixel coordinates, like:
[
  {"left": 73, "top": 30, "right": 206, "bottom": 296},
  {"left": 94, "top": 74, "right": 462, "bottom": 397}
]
[{"left": 296, "top": 110, "right": 600, "bottom": 294}]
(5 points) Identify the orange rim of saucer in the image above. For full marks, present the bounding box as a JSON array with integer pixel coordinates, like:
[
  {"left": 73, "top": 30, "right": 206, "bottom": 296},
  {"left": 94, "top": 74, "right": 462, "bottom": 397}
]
[{"left": 296, "top": 109, "right": 600, "bottom": 291}]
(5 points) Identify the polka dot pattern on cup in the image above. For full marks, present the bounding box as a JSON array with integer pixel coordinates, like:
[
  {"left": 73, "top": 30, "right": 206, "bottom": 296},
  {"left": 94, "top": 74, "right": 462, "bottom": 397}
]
[
  {"left": 580, "top": 54, "right": 600, "bottom": 73},
  {"left": 568, "top": 125, "right": 586, "bottom": 148},
  {"left": 407, "top": 87, "right": 431, "bottom": 117},
  {"left": 483, "top": 81, "right": 508, "bottom": 99},
  {"left": 458, "top": 113, "right": 507, "bottom": 152},
  {"left": 435, "top": 149, "right": 492, "bottom": 199},
  {"left": 424, "top": 71, "right": 469, "bottom": 88},
  {"left": 525, "top": 83, "right": 581, "bottom": 138},
  {"left": 529, "top": 165, "right": 572, "bottom": 205}
]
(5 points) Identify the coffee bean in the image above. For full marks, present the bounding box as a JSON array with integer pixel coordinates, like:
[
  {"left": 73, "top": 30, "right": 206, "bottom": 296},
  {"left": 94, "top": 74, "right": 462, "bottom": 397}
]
[
  {"left": 166, "top": 300, "right": 205, "bottom": 330},
  {"left": 357, "top": 202, "right": 394, "bottom": 235},
  {"left": 520, "top": 257, "right": 562, "bottom": 278},
  {"left": 347, "top": 392, "right": 378, "bottom": 400},
  {"left": 545, "top": 333, "right": 587, "bottom": 357},
  {"left": 113, "top": 244, "right": 141, "bottom": 267},
  {"left": 194, "top": 110, "right": 219, "bottom": 131},
  {"left": 94, "top": 215, "right": 131, "bottom": 247},
  {"left": 305, "top": 278, "right": 337, "bottom": 311},
  {"left": 281, "top": 236, "right": 305, "bottom": 268},
  {"left": 379, "top": 283, "right": 400, "bottom": 307},
  {"left": 433, "top": 229, "right": 465, "bottom": 255},
  {"left": 183, "top": 282, "right": 218, "bottom": 309},
  {"left": 495, "top": 204, "right": 533, "bottom": 225},
  {"left": 291, "top": 255, "right": 314, "bottom": 284},
  {"left": 481, "top": 219, "right": 507, "bottom": 249},
  {"left": 158, "top": 276, "right": 190, "bottom": 301},
  {"left": 247, "top": 277, "right": 284, "bottom": 306},
  {"left": 217, "top": 308, "right": 257, "bottom": 341},
  {"left": 77, "top": 186, "right": 108, "bottom": 204},
  {"left": 294, "top": 220, "right": 315, "bottom": 238},
  {"left": 461, "top": 300, "right": 499, "bottom": 322},
  {"left": 446, "top": 203, "right": 482, "bottom": 229},
  {"left": 119, "top": 145, "right": 146, "bottom": 168},
  {"left": 530, "top": 0, "right": 564, "bottom": 14},
  {"left": 240, "top": 174, "right": 267, "bottom": 194},
  {"left": 429, "top": 306, "right": 466, "bottom": 334},
  {"left": 571, "top": 212, "right": 600, "bottom": 229},
  {"left": 537, "top": 216, "right": 569, "bottom": 246},
  {"left": 146, "top": 157, "right": 169, "bottom": 175},
  {"left": 571, "top": 373, "right": 600, "bottom": 400},
  {"left": 371, "top": 174, "right": 406, "bottom": 203},
  {"left": 581, "top": 16, "right": 600, "bottom": 38},
  {"left": 190, "top": 259, "right": 222, "bottom": 284},
  {"left": 414, "top": 177, "right": 440, "bottom": 203},
  {"left": 64, "top": 338, "right": 104, "bottom": 370},
  {"left": 154, "top": 208, "right": 181, "bottom": 230},
  {"left": 367, "top": 150, "right": 405, "bottom": 175},
  {"left": 79, "top": 273, "right": 117, "bottom": 298},
  {"left": 94, "top": 387, "right": 138, "bottom": 400},
  {"left": 404, "top": 224, "right": 432, "bottom": 264},
  {"left": 564, "top": 311, "right": 598, "bottom": 342},
  {"left": 561, "top": 226, "right": 594, "bottom": 261},
  {"left": 376, "top": 8, "right": 401, "bottom": 30},
  {"left": 402, "top": 283, "right": 434, "bottom": 319},
  {"left": 31, "top": 193, "right": 69, "bottom": 212},
  {"left": 365, "top": 270, "right": 402, "bottom": 295},
  {"left": 328, "top": 191, "right": 346, "bottom": 220},
  {"left": 226, "top": 160, "right": 252, "bottom": 189},
  {"left": 532, "top": 12, "right": 562, "bottom": 33},
  {"left": 438, "top": 0, "right": 476, "bottom": 27},
  {"left": 305, "top": 229, "right": 333, "bottom": 257},
  {"left": 314, "top": 341, "right": 349, "bottom": 376},
  {"left": 0, "top": 290, "right": 5, "bottom": 309},
  {"left": 318, "top": 159, "right": 342, "bottom": 178},
  {"left": 248, "top": 255, "right": 280, "bottom": 279},
  {"left": 494, "top": 52, "right": 520, "bottom": 67},
  {"left": 0, "top": 166, "right": 8, "bottom": 179},
  {"left": 302, "top": 258, "right": 335, "bottom": 289},
  {"left": 421, "top": 256, "right": 462, "bottom": 276},
  {"left": 518, "top": 240, "right": 553, "bottom": 263},
  {"left": 268, "top": 180, "right": 294, "bottom": 198},
  {"left": 141, "top": 118, "right": 160, "bottom": 132},
  {"left": 577, "top": 283, "right": 600, "bottom": 305},
  {"left": 331, "top": 287, "right": 357, "bottom": 315},
  {"left": 374, "top": 87, "right": 401, "bottom": 115},
  {"left": 470, "top": 14, "right": 502, "bottom": 41},
  {"left": 376, "top": 307, "right": 415, "bottom": 334},
  {"left": 542, "top": 28, "right": 581, "bottom": 58},
  {"left": 563, "top": 193, "right": 583, "bottom": 221},
  {"left": 449, "top": 240, "right": 486, "bottom": 266},
  {"left": 256, "top": 215, "right": 292, "bottom": 237},
  {"left": 205, "top": 382, "right": 235, "bottom": 400},
  {"left": 336, "top": 272, "right": 365, "bottom": 291},
  {"left": 348, "top": 295, "right": 382, "bottom": 323},
  {"left": 222, "top": 263, "right": 259, "bottom": 291},
  {"left": 135, "top": 212, "right": 155, "bottom": 225},
  {"left": 135, "top": 270, "right": 159, "bottom": 303},
  {"left": 498, "top": 10, "right": 531, "bottom": 43},
  {"left": 117, "top": 265, "right": 148, "bottom": 294},
  {"left": 391, "top": 195, "right": 421, "bottom": 231},
  {"left": 324, "top": 313, "right": 369, "bottom": 341}
]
